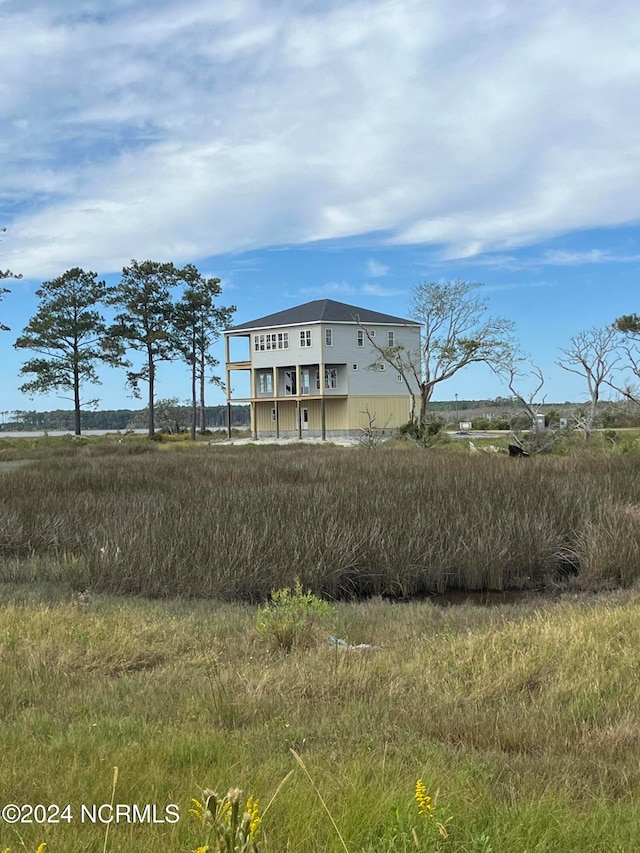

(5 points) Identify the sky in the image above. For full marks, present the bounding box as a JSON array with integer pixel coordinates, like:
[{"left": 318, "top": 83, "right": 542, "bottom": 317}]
[{"left": 1, "top": 0, "right": 639, "bottom": 414}]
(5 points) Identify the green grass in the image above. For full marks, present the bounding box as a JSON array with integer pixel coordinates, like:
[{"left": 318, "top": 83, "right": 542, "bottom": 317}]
[
  {"left": 2, "top": 439, "right": 640, "bottom": 850},
  {"left": 2, "top": 439, "right": 640, "bottom": 598},
  {"left": 2, "top": 587, "right": 640, "bottom": 851}
]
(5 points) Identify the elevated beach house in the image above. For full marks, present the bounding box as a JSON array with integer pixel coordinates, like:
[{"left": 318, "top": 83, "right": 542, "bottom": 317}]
[{"left": 224, "top": 299, "right": 421, "bottom": 439}]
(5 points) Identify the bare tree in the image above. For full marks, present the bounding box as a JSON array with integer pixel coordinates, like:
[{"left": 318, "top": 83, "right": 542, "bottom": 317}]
[
  {"left": 610, "top": 314, "right": 640, "bottom": 405},
  {"left": 358, "top": 407, "right": 391, "bottom": 449},
  {"left": 504, "top": 362, "right": 546, "bottom": 425},
  {"left": 497, "top": 360, "right": 563, "bottom": 454},
  {"left": 364, "top": 280, "right": 515, "bottom": 432},
  {"left": 556, "top": 326, "right": 620, "bottom": 435}
]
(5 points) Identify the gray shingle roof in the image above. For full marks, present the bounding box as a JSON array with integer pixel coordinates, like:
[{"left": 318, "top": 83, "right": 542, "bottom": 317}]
[{"left": 229, "top": 299, "right": 418, "bottom": 331}]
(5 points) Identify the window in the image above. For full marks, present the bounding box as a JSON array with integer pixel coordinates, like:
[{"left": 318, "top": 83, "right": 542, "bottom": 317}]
[
  {"left": 301, "top": 369, "right": 311, "bottom": 395},
  {"left": 254, "top": 334, "right": 265, "bottom": 352},
  {"left": 284, "top": 370, "right": 297, "bottom": 395},
  {"left": 396, "top": 373, "right": 403, "bottom": 382},
  {"left": 277, "top": 332, "right": 289, "bottom": 349},
  {"left": 356, "top": 330, "right": 364, "bottom": 347},
  {"left": 271, "top": 408, "right": 277, "bottom": 421},
  {"left": 258, "top": 373, "right": 273, "bottom": 394},
  {"left": 325, "top": 328, "right": 333, "bottom": 346},
  {"left": 300, "top": 329, "right": 311, "bottom": 347},
  {"left": 369, "top": 329, "right": 376, "bottom": 337},
  {"left": 388, "top": 330, "right": 395, "bottom": 347},
  {"left": 379, "top": 363, "right": 386, "bottom": 371},
  {"left": 352, "top": 363, "right": 358, "bottom": 371},
  {"left": 325, "top": 368, "right": 338, "bottom": 389},
  {"left": 266, "top": 333, "right": 278, "bottom": 350}
]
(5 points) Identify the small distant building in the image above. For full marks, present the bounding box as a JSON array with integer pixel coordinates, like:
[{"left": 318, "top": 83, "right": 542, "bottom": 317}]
[
  {"left": 224, "top": 299, "right": 421, "bottom": 439},
  {"left": 533, "top": 413, "right": 546, "bottom": 432}
]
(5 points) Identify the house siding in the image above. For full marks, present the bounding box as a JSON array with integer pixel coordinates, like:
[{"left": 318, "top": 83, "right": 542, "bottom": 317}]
[
  {"left": 253, "top": 396, "right": 410, "bottom": 436},
  {"left": 225, "top": 300, "right": 421, "bottom": 439}
]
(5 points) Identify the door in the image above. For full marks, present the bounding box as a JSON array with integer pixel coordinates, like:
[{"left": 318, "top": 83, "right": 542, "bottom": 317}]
[
  {"left": 301, "top": 408, "right": 309, "bottom": 430},
  {"left": 284, "top": 370, "right": 297, "bottom": 396}
]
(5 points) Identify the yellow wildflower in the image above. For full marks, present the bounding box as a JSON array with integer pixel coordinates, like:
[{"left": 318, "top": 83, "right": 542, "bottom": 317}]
[
  {"left": 415, "top": 778, "right": 435, "bottom": 817},
  {"left": 36, "top": 846, "right": 47, "bottom": 853},
  {"left": 191, "top": 847, "right": 209, "bottom": 853},
  {"left": 246, "top": 796, "right": 261, "bottom": 837},
  {"left": 189, "top": 798, "right": 205, "bottom": 819}
]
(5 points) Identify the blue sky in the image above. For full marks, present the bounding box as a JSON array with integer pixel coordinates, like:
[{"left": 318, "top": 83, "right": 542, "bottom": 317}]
[{"left": 0, "top": 0, "right": 638, "bottom": 413}]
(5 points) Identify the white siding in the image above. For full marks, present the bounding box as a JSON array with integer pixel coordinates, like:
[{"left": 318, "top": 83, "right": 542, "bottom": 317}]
[{"left": 226, "top": 315, "right": 421, "bottom": 423}]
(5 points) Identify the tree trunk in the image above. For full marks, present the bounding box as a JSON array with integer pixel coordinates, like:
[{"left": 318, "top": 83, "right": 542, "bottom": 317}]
[
  {"left": 73, "top": 360, "right": 81, "bottom": 436},
  {"left": 199, "top": 348, "right": 207, "bottom": 435},
  {"left": 409, "top": 392, "right": 416, "bottom": 425},
  {"left": 587, "top": 395, "right": 598, "bottom": 438},
  {"left": 147, "top": 350, "right": 155, "bottom": 438},
  {"left": 418, "top": 384, "right": 433, "bottom": 431},
  {"left": 190, "top": 359, "right": 197, "bottom": 442}
]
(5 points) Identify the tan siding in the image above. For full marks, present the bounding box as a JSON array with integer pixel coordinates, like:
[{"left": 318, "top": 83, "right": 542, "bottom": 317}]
[
  {"left": 255, "top": 396, "right": 411, "bottom": 434},
  {"left": 255, "top": 401, "right": 298, "bottom": 432},
  {"left": 324, "top": 399, "right": 349, "bottom": 431},
  {"left": 346, "top": 396, "right": 413, "bottom": 429}
]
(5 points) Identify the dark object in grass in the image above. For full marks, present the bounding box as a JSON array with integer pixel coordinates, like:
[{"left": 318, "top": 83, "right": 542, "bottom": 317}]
[{"left": 508, "top": 444, "right": 530, "bottom": 457}]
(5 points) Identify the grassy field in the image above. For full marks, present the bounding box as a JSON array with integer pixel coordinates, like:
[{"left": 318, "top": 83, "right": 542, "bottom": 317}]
[
  {"left": 2, "top": 586, "right": 640, "bottom": 851},
  {"left": 2, "top": 438, "right": 640, "bottom": 851},
  {"left": 1, "top": 436, "right": 640, "bottom": 598}
]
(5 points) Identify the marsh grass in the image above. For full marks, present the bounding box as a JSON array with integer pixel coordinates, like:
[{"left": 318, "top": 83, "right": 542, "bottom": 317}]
[
  {"left": 2, "top": 590, "right": 640, "bottom": 851},
  {"left": 1, "top": 442, "right": 640, "bottom": 598}
]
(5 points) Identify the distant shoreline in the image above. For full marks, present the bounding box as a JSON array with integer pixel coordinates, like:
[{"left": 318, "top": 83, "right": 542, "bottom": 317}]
[{"left": 0, "top": 428, "right": 229, "bottom": 439}]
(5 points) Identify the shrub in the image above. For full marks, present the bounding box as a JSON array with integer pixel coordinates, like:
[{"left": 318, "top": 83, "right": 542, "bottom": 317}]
[
  {"left": 471, "top": 417, "right": 492, "bottom": 430},
  {"left": 398, "top": 418, "right": 447, "bottom": 447},
  {"left": 256, "top": 578, "right": 332, "bottom": 651}
]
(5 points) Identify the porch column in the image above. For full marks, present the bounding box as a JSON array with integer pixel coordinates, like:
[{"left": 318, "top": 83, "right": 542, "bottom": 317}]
[
  {"left": 272, "top": 366, "right": 278, "bottom": 438},
  {"left": 296, "top": 364, "right": 302, "bottom": 439},
  {"left": 319, "top": 361, "right": 326, "bottom": 441},
  {"left": 226, "top": 401, "right": 231, "bottom": 439},
  {"left": 250, "top": 369, "right": 258, "bottom": 440}
]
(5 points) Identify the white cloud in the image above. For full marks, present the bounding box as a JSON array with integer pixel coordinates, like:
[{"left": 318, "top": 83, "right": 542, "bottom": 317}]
[
  {"left": 299, "top": 281, "right": 405, "bottom": 298},
  {"left": 448, "top": 247, "right": 640, "bottom": 271},
  {"left": 299, "top": 281, "right": 357, "bottom": 297},
  {"left": 3, "top": 0, "right": 640, "bottom": 277},
  {"left": 482, "top": 280, "right": 554, "bottom": 292},
  {"left": 366, "top": 259, "right": 389, "bottom": 277},
  {"left": 541, "top": 249, "right": 640, "bottom": 266},
  {"left": 361, "top": 283, "right": 405, "bottom": 297}
]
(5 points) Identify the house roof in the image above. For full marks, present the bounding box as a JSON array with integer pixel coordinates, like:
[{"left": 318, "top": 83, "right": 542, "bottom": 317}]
[{"left": 228, "top": 299, "right": 418, "bottom": 332}]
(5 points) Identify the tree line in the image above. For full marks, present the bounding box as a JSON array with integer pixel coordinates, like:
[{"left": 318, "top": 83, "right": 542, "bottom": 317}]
[
  {"left": 2, "top": 230, "right": 640, "bottom": 439},
  {"left": 2, "top": 258, "right": 235, "bottom": 438},
  {"left": 3, "top": 405, "right": 251, "bottom": 432}
]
